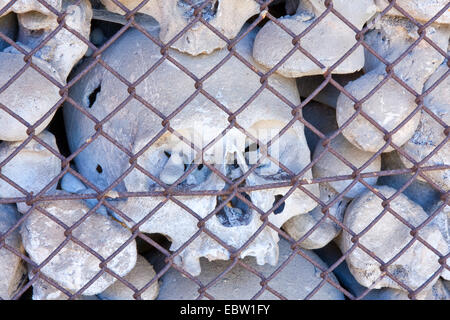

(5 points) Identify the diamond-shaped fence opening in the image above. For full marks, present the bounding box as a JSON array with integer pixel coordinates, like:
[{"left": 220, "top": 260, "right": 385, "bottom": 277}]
[{"left": 0, "top": 0, "right": 448, "bottom": 301}]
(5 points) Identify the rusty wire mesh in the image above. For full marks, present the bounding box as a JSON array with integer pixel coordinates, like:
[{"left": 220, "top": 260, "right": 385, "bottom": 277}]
[{"left": 0, "top": 0, "right": 448, "bottom": 300}]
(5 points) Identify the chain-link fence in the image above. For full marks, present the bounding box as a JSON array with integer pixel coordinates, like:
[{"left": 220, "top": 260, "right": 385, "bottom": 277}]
[{"left": 0, "top": 0, "right": 448, "bottom": 300}]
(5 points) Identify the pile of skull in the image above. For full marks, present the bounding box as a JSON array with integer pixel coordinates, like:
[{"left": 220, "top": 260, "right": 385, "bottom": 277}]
[{"left": 0, "top": 0, "right": 449, "bottom": 300}]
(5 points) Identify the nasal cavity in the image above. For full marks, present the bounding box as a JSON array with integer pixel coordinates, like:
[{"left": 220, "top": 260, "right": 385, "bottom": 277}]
[
  {"left": 273, "top": 194, "right": 285, "bottom": 214},
  {"left": 216, "top": 192, "right": 252, "bottom": 227}
]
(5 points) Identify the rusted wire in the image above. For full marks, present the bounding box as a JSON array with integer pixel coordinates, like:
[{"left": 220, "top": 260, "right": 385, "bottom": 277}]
[{"left": 0, "top": 0, "right": 448, "bottom": 300}]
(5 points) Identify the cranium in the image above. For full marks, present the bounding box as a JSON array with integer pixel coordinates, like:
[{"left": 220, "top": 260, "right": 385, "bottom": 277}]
[
  {"left": 399, "top": 62, "right": 449, "bottom": 192},
  {"left": 0, "top": 204, "right": 26, "bottom": 300},
  {"left": 252, "top": 0, "right": 378, "bottom": 77},
  {"left": 0, "top": 131, "right": 61, "bottom": 198},
  {"left": 375, "top": 0, "right": 450, "bottom": 25},
  {"left": 312, "top": 133, "right": 381, "bottom": 199},
  {"left": 339, "top": 186, "right": 448, "bottom": 291},
  {"left": 0, "top": 52, "right": 62, "bottom": 141},
  {"left": 64, "top": 27, "right": 319, "bottom": 276},
  {"left": 99, "top": 0, "right": 259, "bottom": 55},
  {"left": 0, "top": 0, "right": 62, "bottom": 17},
  {"left": 282, "top": 183, "right": 350, "bottom": 250},
  {"left": 336, "top": 15, "right": 449, "bottom": 153},
  {"left": 20, "top": 193, "right": 137, "bottom": 296},
  {"left": 2, "top": 0, "right": 92, "bottom": 81}
]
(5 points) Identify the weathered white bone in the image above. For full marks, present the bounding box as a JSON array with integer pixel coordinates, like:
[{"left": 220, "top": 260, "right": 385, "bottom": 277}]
[
  {"left": 99, "top": 0, "right": 259, "bottom": 55},
  {"left": 15, "top": 0, "right": 92, "bottom": 81},
  {"left": 98, "top": 255, "right": 159, "bottom": 300},
  {"left": 399, "top": 62, "right": 449, "bottom": 191},
  {"left": 312, "top": 133, "right": 381, "bottom": 198},
  {"left": 430, "top": 201, "right": 450, "bottom": 280},
  {"left": 28, "top": 267, "right": 98, "bottom": 300},
  {"left": 339, "top": 186, "right": 448, "bottom": 291},
  {"left": 0, "top": 0, "right": 62, "bottom": 17},
  {"left": 317, "top": 242, "right": 450, "bottom": 300},
  {"left": 158, "top": 239, "right": 344, "bottom": 299},
  {"left": 0, "top": 204, "right": 26, "bottom": 300},
  {"left": 336, "top": 16, "right": 449, "bottom": 153},
  {"left": 375, "top": 0, "right": 450, "bottom": 25},
  {"left": 0, "top": 53, "right": 62, "bottom": 141},
  {"left": 64, "top": 27, "right": 319, "bottom": 276},
  {"left": 252, "top": 0, "right": 378, "bottom": 78},
  {"left": 0, "top": 131, "right": 61, "bottom": 199},
  {"left": 20, "top": 194, "right": 137, "bottom": 295},
  {"left": 283, "top": 183, "right": 350, "bottom": 249}
]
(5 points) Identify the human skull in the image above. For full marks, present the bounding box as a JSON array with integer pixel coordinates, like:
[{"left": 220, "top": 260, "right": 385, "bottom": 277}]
[
  {"left": 0, "top": 131, "right": 61, "bottom": 198},
  {"left": 0, "top": 52, "right": 62, "bottom": 141},
  {"left": 64, "top": 27, "right": 319, "bottom": 276},
  {"left": 375, "top": 0, "right": 450, "bottom": 25},
  {"left": 2, "top": 0, "right": 92, "bottom": 81},
  {"left": 339, "top": 186, "right": 448, "bottom": 291},
  {"left": 0, "top": 0, "right": 62, "bottom": 17},
  {"left": 336, "top": 15, "right": 449, "bottom": 153},
  {"left": 252, "top": 0, "right": 378, "bottom": 77},
  {"left": 100, "top": 0, "right": 259, "bottom": 55},
  {"left": 282, "top": 183, "right": 350, "bottom": 250},
  {"left": 399, "top": 62, "right": 450, "bottom": 192}
]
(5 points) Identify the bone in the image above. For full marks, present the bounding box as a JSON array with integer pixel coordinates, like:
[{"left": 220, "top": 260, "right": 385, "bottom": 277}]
[
  {"left": 0, "top": 0, "right": 62, "bottom": 17},
  {"left": 339, "top": 186, "right": 448, "bottom": 291},
  {"left": 430, "top": 201, "right": 450, "bottom": 280},
  {"left": 253, "top": 0, "right": 378, "bottom": 78},
  {"left": 336, "top": 16, "right": 449, "bottom": 153},
  {"left": 16, "top": 0, "right": 92, "bottom": 81},
  {"left": 0, "top": 131, "right": 61, "bottom": 199},
  {"left": 28, "top": 268, "right": 99, "bottom": 300},
  {"left": 64, "top": 26, "right": 318, "bottom": 276},
  {"left": 158, "top": 239, "right": 344, "bottom": 300},
  {"left": 399, "top": 62, "right": 450, "bottom": 192},
  {"left": 312, "top": 133, "right": 381, "bottom": 198},
  {"left": 375, "top": 0, "right": 450, "bottom": 25},
  {"left": 20, "top": 193, "right": 137, "bottom": 295},
  {"left": 316, "top": 242, "right": 450, "bottom": 300},
  {"left": 98, "top": 255, "right": 159, "bottom": 300},
  {"left": 99, "top": 0, "right": 259, "bottom": 56},
  {"left": 0, "top": 52, "right": 62, "bottom": 141},
  {"left": 0, "top": 204, "right": 26, "bottom": 300},
  {"left": 282, "top": 184, "right": 350, "bottom": 249}
]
